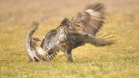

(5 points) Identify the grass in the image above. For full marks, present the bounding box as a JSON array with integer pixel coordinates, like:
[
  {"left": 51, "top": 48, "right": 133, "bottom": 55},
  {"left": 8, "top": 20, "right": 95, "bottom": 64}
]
[{"left": 0, "top": 0, "right": 139, "bottom": 78}]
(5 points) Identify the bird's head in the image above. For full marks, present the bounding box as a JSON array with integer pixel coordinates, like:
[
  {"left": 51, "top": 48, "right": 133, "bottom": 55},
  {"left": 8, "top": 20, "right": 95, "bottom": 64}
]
[
  {"left": 31, "top": 37, "right": 41, "bottom": 43},
  {"left": 60, "top": 17, "right": 73, "bottom": 30}
]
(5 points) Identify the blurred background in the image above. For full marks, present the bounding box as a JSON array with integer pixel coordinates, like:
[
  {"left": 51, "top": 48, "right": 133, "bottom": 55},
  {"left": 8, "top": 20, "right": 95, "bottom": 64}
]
[
  {"left": 0, "top": 0, "right": 139, "bottom": 27},
  {"left": 0, "top": 1, "right": 139, "bottom": 77}
]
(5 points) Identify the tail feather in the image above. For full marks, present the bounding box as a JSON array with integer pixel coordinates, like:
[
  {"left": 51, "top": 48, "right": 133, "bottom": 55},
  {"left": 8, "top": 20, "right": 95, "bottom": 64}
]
[
  {"left": 87, "top": 34, "right": 115, "bottom": 46},
  {"left": 72, "top": 33, "right": 115, "bottom": 46}
]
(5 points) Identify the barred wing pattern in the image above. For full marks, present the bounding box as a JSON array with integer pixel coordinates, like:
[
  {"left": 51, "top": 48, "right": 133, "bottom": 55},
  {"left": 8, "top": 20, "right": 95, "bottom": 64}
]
[{"left": 70, "top": 3, "right": 105, "bottom": 36}]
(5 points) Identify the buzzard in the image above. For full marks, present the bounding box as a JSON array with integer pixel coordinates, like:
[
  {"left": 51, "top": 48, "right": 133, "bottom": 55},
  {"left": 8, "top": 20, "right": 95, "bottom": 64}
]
[
  {"left": 26, "top": 22, "right": 57, "bottom": 61},
  {"left": 26, "top": 3, "right": 114, "bottom": 62}
]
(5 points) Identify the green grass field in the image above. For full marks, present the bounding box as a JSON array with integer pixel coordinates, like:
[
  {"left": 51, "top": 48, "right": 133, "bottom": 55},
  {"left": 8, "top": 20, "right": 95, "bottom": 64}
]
[{"left": 0, "top": 0, "right": 139, "bottom": 78}]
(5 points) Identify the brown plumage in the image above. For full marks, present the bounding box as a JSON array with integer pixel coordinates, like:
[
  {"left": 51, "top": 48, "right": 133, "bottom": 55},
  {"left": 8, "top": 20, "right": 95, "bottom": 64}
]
[
  {"left": 25, "top": 22, "right": 57, "bottom": 62},
  {"left": 40, "top": 3, "right": 115, "bottom": 62}
]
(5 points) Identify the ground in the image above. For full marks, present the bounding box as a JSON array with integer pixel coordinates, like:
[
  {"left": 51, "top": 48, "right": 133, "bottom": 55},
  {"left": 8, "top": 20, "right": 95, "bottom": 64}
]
[{"left": 0, "top": 0, "right": 139, "bottom": 78}]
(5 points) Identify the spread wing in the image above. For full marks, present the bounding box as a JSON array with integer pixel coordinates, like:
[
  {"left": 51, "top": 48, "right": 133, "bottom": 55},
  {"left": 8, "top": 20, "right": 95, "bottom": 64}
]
[
  {"left": 40, "top": 29, "right": 57, "bottom": 51},
  {"left": 68, "top": 3, "right": 115, "bottom": 46},
  {"left": 71, "top": 3, "right": 105, "bottom": 36}
]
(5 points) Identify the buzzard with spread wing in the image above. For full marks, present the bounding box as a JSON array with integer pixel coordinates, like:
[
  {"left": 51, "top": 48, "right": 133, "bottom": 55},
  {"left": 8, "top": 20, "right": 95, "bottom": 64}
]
[{"left": 40, "top": 3, "right": 115, "bottom": 62}]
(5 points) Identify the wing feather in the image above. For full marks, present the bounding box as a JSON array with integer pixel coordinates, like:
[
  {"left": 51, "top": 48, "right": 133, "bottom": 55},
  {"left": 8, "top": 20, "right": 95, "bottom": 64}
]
[{"left": 71, "top": 3, "right": 105, "bottom": 35}]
